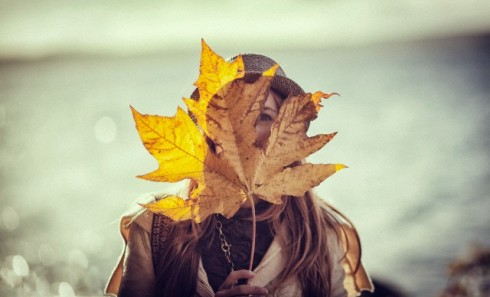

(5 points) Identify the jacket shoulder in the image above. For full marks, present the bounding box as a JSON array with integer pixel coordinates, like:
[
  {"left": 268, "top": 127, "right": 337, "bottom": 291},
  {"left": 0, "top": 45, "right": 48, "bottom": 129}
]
[{"left": 118, "top": 192, "right": 172, "bottom": 240}]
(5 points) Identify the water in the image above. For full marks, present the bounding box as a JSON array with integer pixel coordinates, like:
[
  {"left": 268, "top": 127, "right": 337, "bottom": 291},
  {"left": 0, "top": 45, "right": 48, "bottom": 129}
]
[{"left": 0, "top": 36, "right": 489, "bottom": 296}]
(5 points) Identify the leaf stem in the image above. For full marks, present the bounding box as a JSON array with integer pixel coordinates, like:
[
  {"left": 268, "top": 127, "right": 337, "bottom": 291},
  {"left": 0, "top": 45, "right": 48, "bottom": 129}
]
[{"left": 248, "top": 194, "right": 256, "bottom": 274}]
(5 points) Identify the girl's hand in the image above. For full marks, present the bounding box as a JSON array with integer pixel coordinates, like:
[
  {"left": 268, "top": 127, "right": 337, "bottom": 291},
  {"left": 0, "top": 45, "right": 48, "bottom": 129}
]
[{"left": 215, "top": 270, "right": 268, "bottom": 297}]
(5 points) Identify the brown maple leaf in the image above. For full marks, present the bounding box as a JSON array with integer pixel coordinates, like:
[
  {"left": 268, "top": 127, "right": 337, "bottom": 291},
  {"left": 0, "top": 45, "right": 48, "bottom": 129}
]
[{"left": 131, "top": 41, "right": 344, "bottom": 223}]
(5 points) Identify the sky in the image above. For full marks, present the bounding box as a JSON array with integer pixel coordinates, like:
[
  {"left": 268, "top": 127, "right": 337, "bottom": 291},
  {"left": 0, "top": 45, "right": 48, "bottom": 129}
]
[{"left": 1, "top": 0, "right": 490, "bottom": 58}]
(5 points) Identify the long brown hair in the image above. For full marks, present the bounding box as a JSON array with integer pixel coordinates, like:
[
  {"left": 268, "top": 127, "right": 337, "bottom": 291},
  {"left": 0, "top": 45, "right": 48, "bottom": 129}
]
[
  {"left": 154, "top": 178, "right": 360, "bottom": 297},
  {"left": 155, "top": 87, "right": 361, "bottom": 296}
]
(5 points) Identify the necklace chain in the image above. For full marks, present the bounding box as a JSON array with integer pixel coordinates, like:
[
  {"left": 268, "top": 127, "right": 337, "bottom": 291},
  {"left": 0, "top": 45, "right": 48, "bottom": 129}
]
[{"left": 215, "top": 216, "right": 235, "bottom": 272}]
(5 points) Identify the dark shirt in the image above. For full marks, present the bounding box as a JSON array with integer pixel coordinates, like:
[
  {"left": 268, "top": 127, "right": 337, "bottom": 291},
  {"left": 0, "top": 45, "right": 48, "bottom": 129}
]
[{"left": 200, "top": 202, "right": 275, "bottom": 292}]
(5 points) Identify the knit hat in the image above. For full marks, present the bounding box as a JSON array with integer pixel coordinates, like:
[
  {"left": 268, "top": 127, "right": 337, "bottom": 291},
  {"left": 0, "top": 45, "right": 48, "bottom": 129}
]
[
  {"left": 230, "top": 54, "right": 304, "bottom": 98},
  {"left": 191, "top": 53, "right": 304, "bottom": 100}
]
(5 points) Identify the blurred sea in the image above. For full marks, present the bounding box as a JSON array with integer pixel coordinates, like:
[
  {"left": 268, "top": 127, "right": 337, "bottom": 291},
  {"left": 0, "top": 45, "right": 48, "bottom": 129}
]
[{"left": 0, "top": 35, "right": 489, "bottom": 296}]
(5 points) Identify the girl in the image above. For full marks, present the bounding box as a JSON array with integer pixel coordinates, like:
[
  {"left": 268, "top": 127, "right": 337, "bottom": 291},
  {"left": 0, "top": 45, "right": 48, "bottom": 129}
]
[{"left": 106, "top": 54, "right": 373, "bottom": 297}]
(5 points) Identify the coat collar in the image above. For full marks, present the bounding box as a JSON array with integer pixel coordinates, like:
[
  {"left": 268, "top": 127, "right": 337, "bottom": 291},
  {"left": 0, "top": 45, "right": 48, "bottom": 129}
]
[{"left": 195, "top": 234, "right": 284, "bottom": 296}]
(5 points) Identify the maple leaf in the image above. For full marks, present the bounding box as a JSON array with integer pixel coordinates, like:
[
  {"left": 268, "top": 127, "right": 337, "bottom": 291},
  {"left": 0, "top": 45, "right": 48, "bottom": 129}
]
[
  {"left": 132, "top": 41, "right": 344, "bottom": 223},
  {"left": 187, "top": 39, "right": 245, "bottom": 135},
  {"left": 130, "top": 106, "right": 207, "bottom": 182}
]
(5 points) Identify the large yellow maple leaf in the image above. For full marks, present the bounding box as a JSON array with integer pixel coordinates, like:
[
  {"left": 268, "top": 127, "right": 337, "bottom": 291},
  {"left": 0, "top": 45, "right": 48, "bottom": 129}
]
[{"left": 132, "top": 41, "right": 344, "bottom": 223}]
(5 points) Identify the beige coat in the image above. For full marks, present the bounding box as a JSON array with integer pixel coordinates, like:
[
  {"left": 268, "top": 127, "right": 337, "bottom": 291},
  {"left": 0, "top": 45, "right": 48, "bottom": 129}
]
[{"left": 106, "top": 209, "right": 373, "bottom": 297}]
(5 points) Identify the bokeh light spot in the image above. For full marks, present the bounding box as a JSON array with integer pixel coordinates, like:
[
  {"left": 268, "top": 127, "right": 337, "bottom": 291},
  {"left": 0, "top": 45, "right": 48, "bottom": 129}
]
[
  {"left": 12, "top": 255, "right": 29, "bottom": 277},
  {"left": 2, "top": 206, "right": 19, "bottom": 231},
  {"left": 58, "top": 282, "right": 76, "bottom": 297},
  {"left": 94, "top": 116, "right": 117, "bottom": 143},
  {"left": 68, "top": 250, "right": 88, "bottom": 269}
]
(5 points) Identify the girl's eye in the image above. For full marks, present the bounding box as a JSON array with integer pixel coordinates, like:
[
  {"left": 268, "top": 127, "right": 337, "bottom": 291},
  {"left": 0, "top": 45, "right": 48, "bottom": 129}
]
[{"left": 258, "top": 113, "right": 273, "bottom": 121}]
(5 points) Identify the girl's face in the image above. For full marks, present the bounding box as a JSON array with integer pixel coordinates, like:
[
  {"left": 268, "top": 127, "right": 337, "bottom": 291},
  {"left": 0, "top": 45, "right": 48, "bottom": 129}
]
[{"left": 255, "top": 89, "right": 283, "bottom": 147}]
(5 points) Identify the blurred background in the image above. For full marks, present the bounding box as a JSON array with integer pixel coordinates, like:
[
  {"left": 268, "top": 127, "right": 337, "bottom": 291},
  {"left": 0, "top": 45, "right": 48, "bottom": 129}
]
[{"left": 1, "top": 1, "right": 489, "bottom": 296}]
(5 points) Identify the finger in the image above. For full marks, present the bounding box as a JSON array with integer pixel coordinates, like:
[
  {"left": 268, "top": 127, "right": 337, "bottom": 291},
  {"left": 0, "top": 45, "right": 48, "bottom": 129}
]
[
  {"left": 215, "top": 285, "right": 268, "bottom": 297},
  {"left": 217, "top": 270, "right": 255, "bottom": 290}
]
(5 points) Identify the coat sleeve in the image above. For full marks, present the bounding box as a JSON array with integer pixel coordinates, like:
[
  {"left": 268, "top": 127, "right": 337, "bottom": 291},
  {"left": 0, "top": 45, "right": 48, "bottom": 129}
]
[
  {"left": 118, "top": 213, "right": 157, "bottom": 297},
  {"left": 104, "top": 215, "right": 132, "bottom": 296},
  {"left": 337, "top": 225, "right": 374, "bottom": 297}
]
